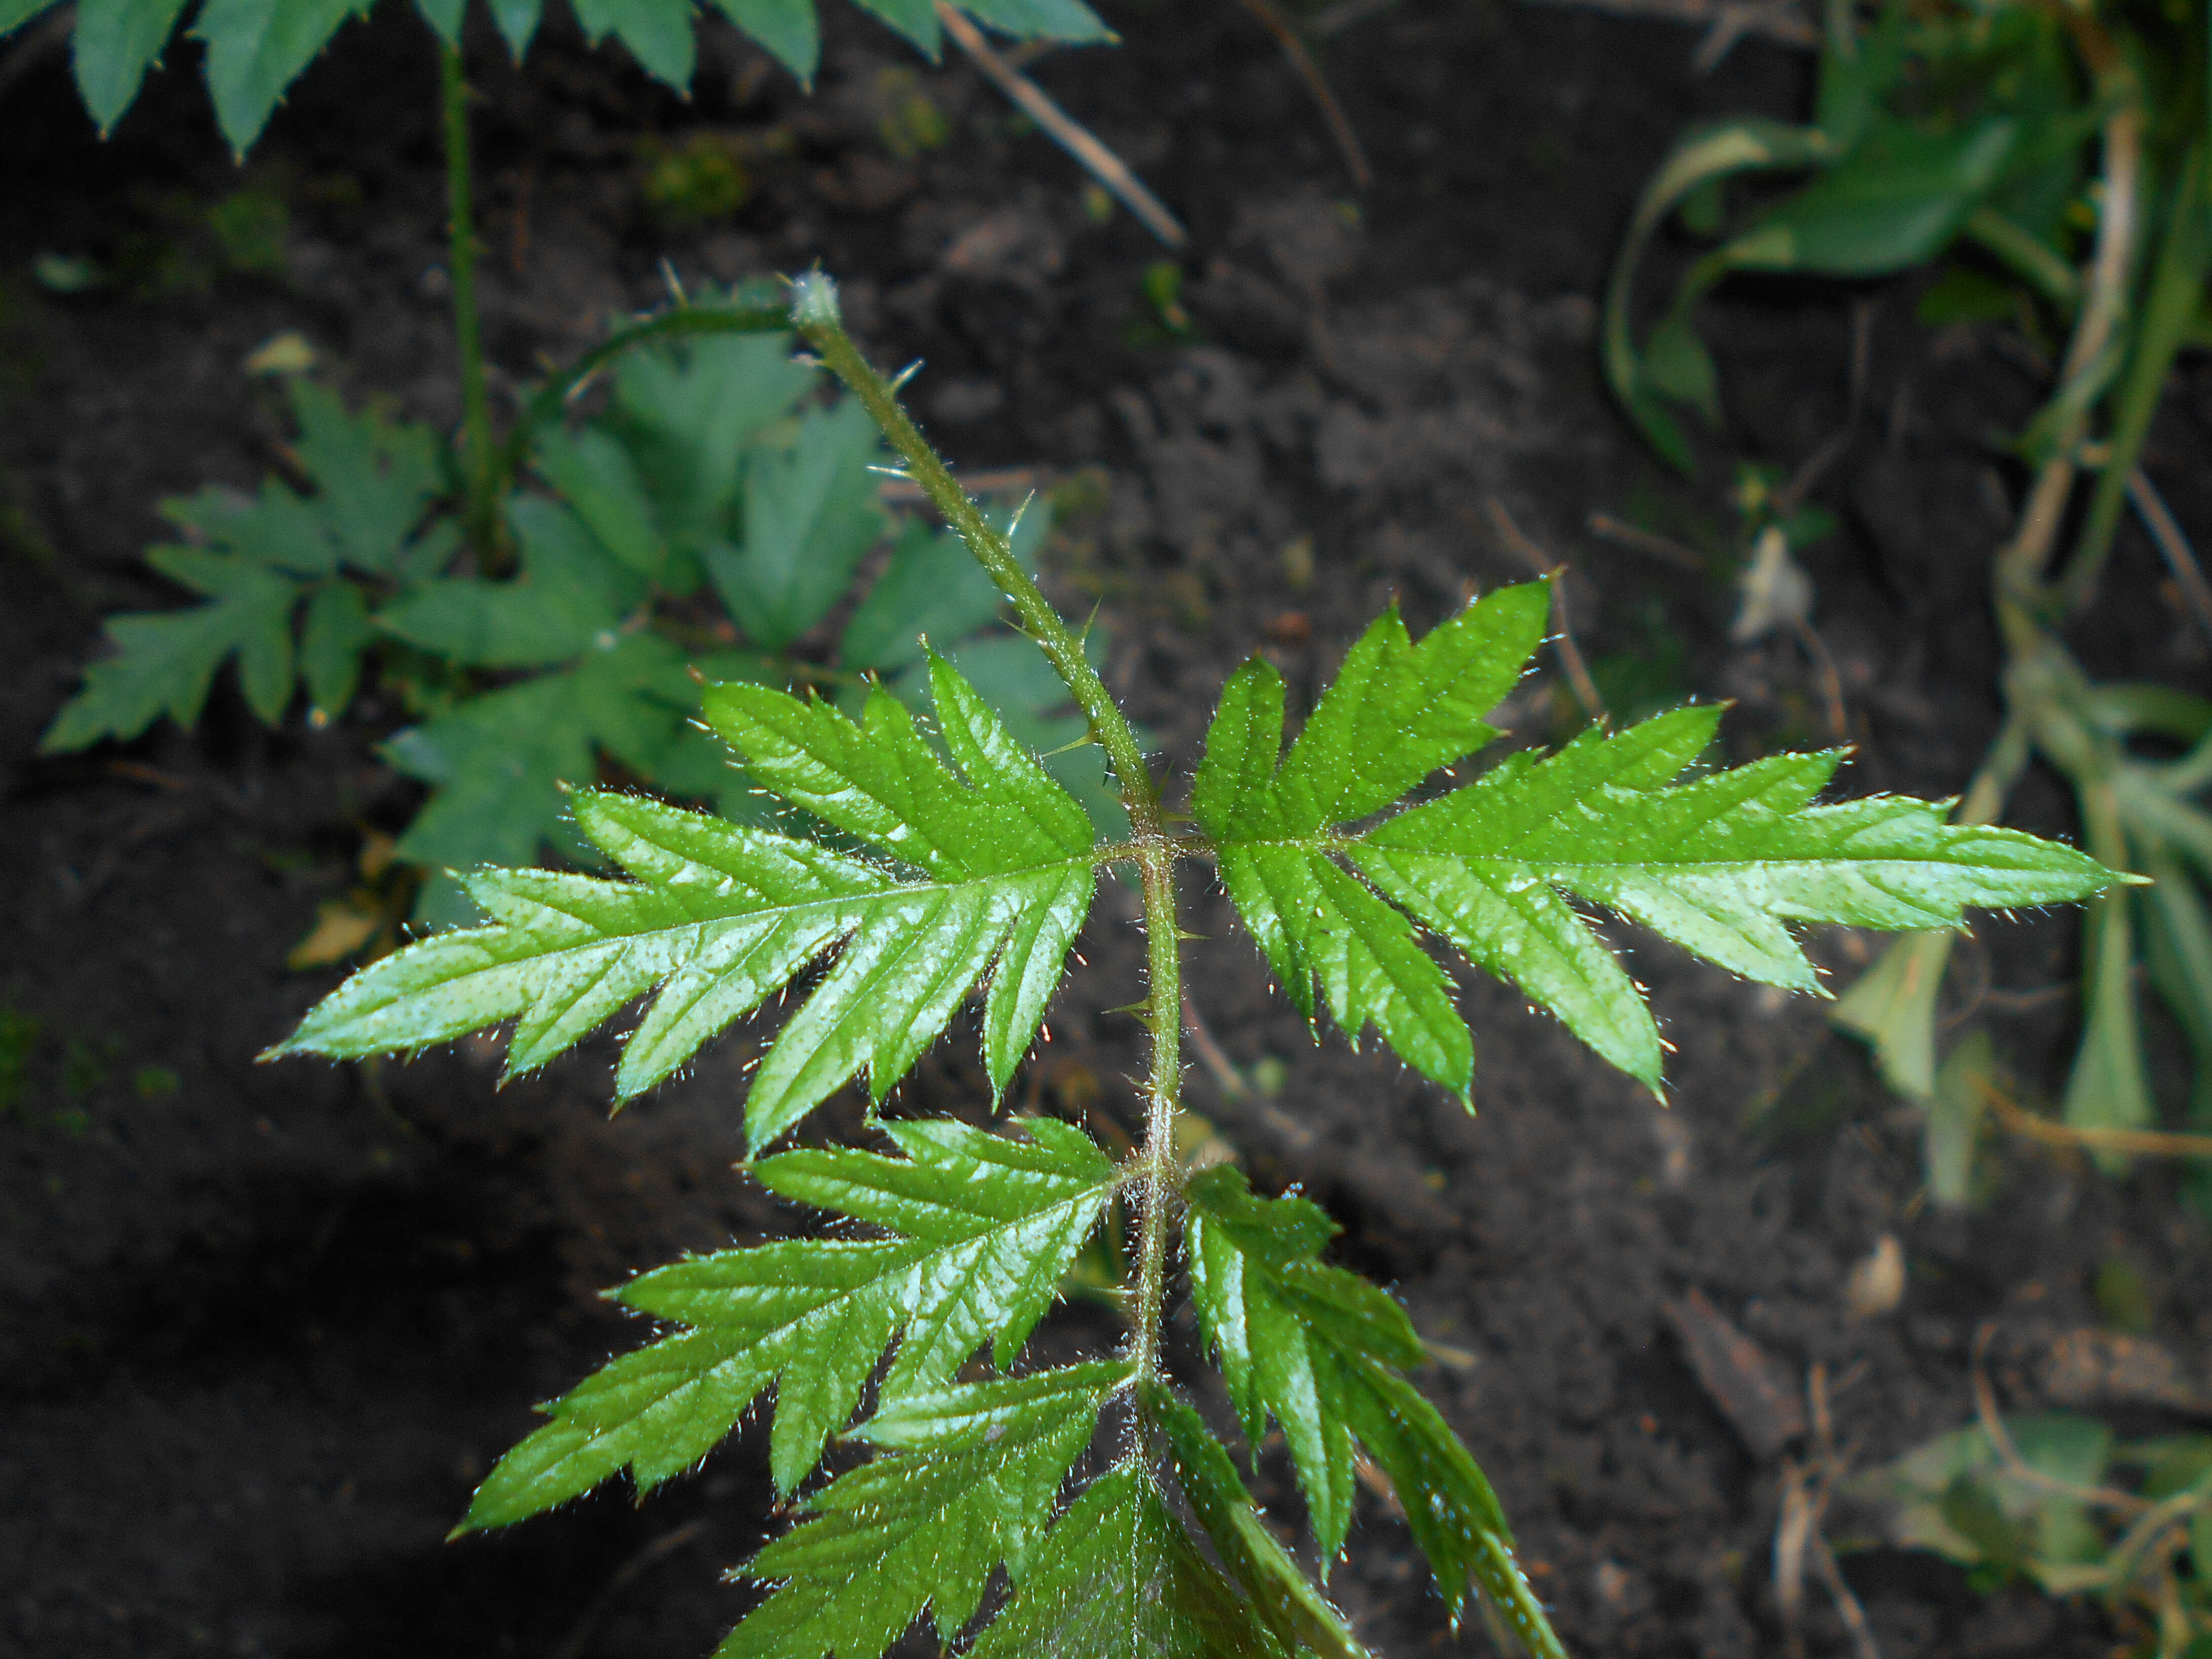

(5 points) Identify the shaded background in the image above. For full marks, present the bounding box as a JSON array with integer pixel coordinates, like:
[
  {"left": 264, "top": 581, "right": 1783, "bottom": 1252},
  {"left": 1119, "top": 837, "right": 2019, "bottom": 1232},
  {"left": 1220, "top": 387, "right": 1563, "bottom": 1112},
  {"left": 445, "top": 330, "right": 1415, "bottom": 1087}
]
[{"left": 3, "top": 1, "right": 2210, "bottom": 1652}]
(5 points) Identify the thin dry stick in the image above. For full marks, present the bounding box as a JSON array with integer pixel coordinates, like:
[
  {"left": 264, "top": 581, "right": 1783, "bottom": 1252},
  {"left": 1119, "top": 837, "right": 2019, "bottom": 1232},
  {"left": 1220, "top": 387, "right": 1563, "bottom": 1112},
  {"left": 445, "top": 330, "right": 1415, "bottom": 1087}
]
[
  {"left": 552, "top": 1517, "right": 711, "bottom": 1659},
  {"left": 935, "top": 2, "right": 1188, "bottom": 249},
  {"left": 1774, "top": 1461, "right": 1815, "bottom": 1659},
  {"left": 1771, "top": 429, "right": 1851, "bottom": 520},
  {"left": 1978, "top": 1078, "right": 2212, "bottom": 1161},
  {"left": 1180, "top": 992, "right": 1318, "bottom": 1150},
  {"left": 2129, "top": 467, "right": 2212, "bottom": 648},
  {"left": 1228, "top": 0, "right": 1373, "bottom": 188},
  {"left": 1520, "top": 0, "right": 1817, "bottom": 58},
  {"left": 1690, "top": 0, "right": 1811, "bottom": 70},
  {"left": 1180, "top": 991, "right": 1253, "bottom": 1103},
  {"left": 1810, "top": 1533, "right": 1884, "bottom": 1659},
  {"left": 1487, "top": 498, "right": 1608, "bottom": 722},
  {"left": 1801, "top": 1362, "right": 1885, "bottom": 1659},
  {"left": 2002, "top": 91, "right": 2142, "bottom": 610},
  {"left": 1792, "top": 618, "right": 1850, "bottom": 745},
  {"left": 1302, "top": 0, "right": 1398, "bottom": 37},
  {"left": 1586, "top": 512, "right": 1702, "bottom": 571},
  {"left": 1970, "top": 1323, "right": 2153, "bottom": 1515}
]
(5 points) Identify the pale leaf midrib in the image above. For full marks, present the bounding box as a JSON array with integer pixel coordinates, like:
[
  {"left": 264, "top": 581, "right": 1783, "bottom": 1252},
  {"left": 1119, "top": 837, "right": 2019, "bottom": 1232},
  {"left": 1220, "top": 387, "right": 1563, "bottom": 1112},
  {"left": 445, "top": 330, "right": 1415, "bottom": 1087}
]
[{"left": 490, "top": 851, "right": 1108, "bottom": 959}]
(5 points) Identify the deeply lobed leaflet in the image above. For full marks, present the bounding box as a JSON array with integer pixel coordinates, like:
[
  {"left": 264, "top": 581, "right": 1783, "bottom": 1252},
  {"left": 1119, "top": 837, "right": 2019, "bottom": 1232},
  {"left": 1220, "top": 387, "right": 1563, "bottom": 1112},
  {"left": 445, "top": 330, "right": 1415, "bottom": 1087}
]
[
  {"left": 270, "top": 279, "right": 2118, "bottom": 1657},
  {"left": 4, "top": 0, "right": 1114, "bottom": 157}
]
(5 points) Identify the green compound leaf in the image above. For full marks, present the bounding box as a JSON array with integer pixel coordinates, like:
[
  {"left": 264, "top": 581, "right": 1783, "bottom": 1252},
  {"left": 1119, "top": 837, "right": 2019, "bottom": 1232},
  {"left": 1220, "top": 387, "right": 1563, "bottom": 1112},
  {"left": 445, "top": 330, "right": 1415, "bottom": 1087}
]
[
  {"left": 722, "top": 1362, "right": 1125, "bottom": 1657},
  {"left": 275, "top": 655, "right": 1098, "bottom": 1142},
  {"left": 1147, "top": 1383, "right": 1371, "bottom": 1659},
  {"left": 455, "top": 1121, "right": 1119, "bottom": 1530},
  {"left": 191, "top": 0, "right": 373, "bottom": 154},
  {"left": 379, "top": 631, "right": 706, "bottom": 872},
  {"left": 708, "top": 397, "right": 885, "bottom": 653},
  {"left": 712, "top": 0, "right": 820, "bottom": 82},
  {"left": 969, "top": 1460, "right": 1286, "bottom": 1659},
  {"left": 757, "top": 1118, "right": 1117, "bottom": 1399},
  {"left": 42, "top": 380, "right": 448, "bottom": 753},
  {"left": 1197, "top": 580, "right": 2119, "bottom": 1096},
  {"left": 284, "top": 381, "right": 444, "bottom": 577},
  {"left": 54, "top": 0, "right": 1109, "bottom": 151},
  {"left": 375, "top": 497, "right": 643, "bottom": 669},
  {"left": 41, "top": 550, "right": 300, "bottom": 751},
  {"left": 604, "top": 331, "right": 814, "bottom": 562},
  {"left": 532, "top": 423, "right": 668, "bottom": 583},
  {"left": 574, "top": 0, "right": 696, "bottom": 88},
  {"left": 1183, "top": 1169, "right": 1563, "bottom": 1652},
  {"left": 486, "top": 0, "right": 544, "bottom": 57},
  {"left": 839, "top": 520, "right": 1012, "bottom": 676},
  {"left": 1184, "top": 1164, "right": 1438, "bottom": 1557},
  {"left": 1196, "top": 583, "right": 1547, "bottom": 837},
  {"left": 1193, "top": 583, "right": 1550, "bottom": 1097},
  {"left": 299, "top": 580, "right": 374, "bottom": 717},
  {"left": 71, "top": 0, "right": 192, "bottom": 134},
  {"left": 963, "top": 0, "right": 1110, "bottom": 42},
  {"left": 0, "top": 0, "right": 62, "bottom": 33}
]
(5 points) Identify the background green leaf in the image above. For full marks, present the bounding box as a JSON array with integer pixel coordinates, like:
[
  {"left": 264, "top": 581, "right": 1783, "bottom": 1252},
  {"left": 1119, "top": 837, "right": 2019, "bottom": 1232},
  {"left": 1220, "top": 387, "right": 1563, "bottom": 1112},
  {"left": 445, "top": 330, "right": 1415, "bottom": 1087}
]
[
  {"left": 573, "top": 0, "right": 696, "bottom": 87},
  {"left": 710, "top": 397, "right": 883, "bottom": 651},
  {"left": 191, "top": 0, "right": 373, "bottom": 154},
  {"left": 41, "top": 554, "right": 301, "bottom": 750},
  {"left": 72, "top": 0, "right": 192, "bottom": 133}
]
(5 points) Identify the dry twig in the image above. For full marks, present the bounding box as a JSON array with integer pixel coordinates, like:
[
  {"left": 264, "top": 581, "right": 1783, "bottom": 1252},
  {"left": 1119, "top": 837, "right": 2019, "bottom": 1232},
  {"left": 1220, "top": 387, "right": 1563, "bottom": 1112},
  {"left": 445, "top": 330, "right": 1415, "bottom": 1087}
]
[
  {"left": 1971, "top": 1322, "right": 2153, "bottom": 1515},
  {"left": 936, "top": 2, "right": 1188, "bottom": 249},
  {"left": 1774, "top": 1363, "right": 1883, "bottom": 1659},
  {"left": 1977, "top": 1078, "right": 2212, "bottom": 1162},
  {"left": 1486, "top": 498, "right": 1608, "bottom": 722},
  {"left": 1228, "top": 0, "right": 1373, "bottom": 188},
  {"left": 553, "top": 1518, "right": 711, "bottom": 1659},
  {"left": 1792, "top": 617, "right": 1850, "bottom": 746},
  {"left": 1586, "top": 512, "right": 1701, "bottom": 571},
  {"left": 2130, "top": 467, "right": 2212, "bottom": 649},
  {"left": 1180, "top": 992, "right": 1317, "bottom": 1150},
  {"left": 1301, "top": 0, "right": 1398, "bottom": 36},
  {"left": 1810, "top": 1531, "right": 1884, "bottom": 1659},
  {"left": 1519, "top": 0, "right": 1817, "bottom": 66}
]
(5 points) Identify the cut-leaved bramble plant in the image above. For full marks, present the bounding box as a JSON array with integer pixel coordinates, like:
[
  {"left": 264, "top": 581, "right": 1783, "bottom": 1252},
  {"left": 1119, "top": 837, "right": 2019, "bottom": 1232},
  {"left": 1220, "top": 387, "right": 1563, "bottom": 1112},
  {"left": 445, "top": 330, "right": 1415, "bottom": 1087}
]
[
  {"left": 268, "top": 274, "right": 2122, "bottom": 1658},
  {"left": 41, "top": 316, "right": 1113, "bottom": 930}
]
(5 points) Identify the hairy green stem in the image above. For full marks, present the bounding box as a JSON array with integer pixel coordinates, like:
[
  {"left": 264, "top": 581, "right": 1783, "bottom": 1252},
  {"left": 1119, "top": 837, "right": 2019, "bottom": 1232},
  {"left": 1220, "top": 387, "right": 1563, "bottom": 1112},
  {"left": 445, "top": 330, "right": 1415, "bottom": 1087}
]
[
  {"left": 792, "top": 277, "right": 1161, "bottom": 831},
  {"left": 439, "top": 40, "right": 500, "bottom": 567},
  {"left": 791, "top": 272, "right": 1185, "bottom": 1381},
  {"left": 1129, "top": 848, "right": 1184, "bottom": 1381}
]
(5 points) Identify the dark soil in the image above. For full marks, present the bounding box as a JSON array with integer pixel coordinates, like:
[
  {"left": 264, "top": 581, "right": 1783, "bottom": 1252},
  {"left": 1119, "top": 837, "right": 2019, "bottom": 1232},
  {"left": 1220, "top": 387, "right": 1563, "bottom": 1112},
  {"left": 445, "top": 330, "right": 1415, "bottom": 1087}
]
[{"left": 4, "top": 2, "right": 2211, "bottom": 1655}]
